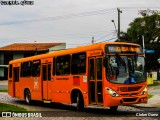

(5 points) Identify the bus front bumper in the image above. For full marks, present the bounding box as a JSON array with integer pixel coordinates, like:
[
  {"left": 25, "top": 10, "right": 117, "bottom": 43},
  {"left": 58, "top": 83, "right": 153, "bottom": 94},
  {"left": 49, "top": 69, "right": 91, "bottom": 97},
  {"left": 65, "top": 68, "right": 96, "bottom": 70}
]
[{"left": 104, "top": 94, "right": 148, "bottom": 107}]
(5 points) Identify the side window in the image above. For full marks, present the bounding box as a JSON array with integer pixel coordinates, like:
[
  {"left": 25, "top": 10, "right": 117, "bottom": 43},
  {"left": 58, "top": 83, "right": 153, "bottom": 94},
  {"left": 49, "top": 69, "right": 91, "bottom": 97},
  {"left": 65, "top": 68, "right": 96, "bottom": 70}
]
[
  {"left": 56, "top": 55, "right": 70, "bottom": 75},
  {"left": 48, "top": 64, "right": 51, "bottom": 80},
  {"left": 53, "top": 57, "right": 55, "bottom": 75},
  {"left": 32, "top": 60, "right": 41, "bottom": 77},
  {"left": 71, "top": 52, "right": 86, "bottom": 74},
  {"left": 20, "top": 63, "right": 23, "bottom": 77},
  {"left": 42, "top": 65, "right": 47, "bottom": 80},
  {"left": 89, "top": 59, "right": 95, "bottom": 80},
  {"left": 22, "top": 61, "right": 32, "bottom": 77},
  {"left": 14, "top": 68, "right": 19, "bottom": 82},
  {"left": 9, "top": 64, "right": 12, "bottom": 78},
  {"left": 97, "top": 58, "right": 102, "bottom": 80}
]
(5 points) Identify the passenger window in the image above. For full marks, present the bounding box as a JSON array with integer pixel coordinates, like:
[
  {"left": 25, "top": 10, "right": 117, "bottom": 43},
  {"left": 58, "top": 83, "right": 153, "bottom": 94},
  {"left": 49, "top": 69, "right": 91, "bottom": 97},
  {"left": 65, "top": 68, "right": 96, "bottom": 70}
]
[
  {"left": 56, "top": 55, "right": 70, "bottom": 75},
  {"left": 32, "top": 60, "right": 41, "bottom": 77},
  {"left": 21, "top": 61, "right": 32, "bottom": 77},
  {"left": 71, "top": 52, "right": 86, "bottom": 74}
]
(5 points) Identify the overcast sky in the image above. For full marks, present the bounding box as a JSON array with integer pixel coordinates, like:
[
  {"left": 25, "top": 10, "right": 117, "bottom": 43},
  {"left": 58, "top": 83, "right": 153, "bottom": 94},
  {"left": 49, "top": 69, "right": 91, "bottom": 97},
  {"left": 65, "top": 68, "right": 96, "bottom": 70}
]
[{"left": 0, "top": 0, "right": 160, "bottom": 48}]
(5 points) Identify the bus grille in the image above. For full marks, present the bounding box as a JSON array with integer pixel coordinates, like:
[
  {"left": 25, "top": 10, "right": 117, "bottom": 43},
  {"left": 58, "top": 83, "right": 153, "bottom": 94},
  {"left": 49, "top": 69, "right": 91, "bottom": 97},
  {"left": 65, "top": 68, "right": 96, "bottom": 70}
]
[
  {"left": 120, "top": 86, "right": 142, "bottom": 92},
  {"left": 123, "top": 98, "right": 137, "bottom": 102},
  {"left": 120, "top": 93, "right": 138, "bottom": 96}
]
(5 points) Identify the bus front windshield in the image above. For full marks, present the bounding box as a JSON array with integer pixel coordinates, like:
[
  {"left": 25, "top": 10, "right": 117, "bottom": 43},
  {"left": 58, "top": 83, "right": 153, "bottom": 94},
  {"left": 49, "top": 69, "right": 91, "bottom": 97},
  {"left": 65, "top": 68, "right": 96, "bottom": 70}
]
[{"left": 105, "top": 55, "right": 146, "bottom": 84}]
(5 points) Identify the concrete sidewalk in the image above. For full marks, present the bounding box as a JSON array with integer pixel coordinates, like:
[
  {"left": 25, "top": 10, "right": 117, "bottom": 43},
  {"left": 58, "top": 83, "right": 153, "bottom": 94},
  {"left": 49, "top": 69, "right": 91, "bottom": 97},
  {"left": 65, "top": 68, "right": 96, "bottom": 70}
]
[
  {"left": 133, "top": 94, "right": 160, "bottom": 108},
  {"left": 133, "top": 84, "right": 160, "bottom": 108},
  {"left": 0, "top": 80, "right": 7, "bottom": 85}
]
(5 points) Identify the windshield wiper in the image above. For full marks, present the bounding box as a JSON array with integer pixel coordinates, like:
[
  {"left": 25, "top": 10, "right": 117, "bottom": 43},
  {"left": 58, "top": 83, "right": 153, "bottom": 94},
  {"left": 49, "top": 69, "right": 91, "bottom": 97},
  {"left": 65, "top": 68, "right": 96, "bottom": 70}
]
[{"left": 116, "top": 53, "right": 126, "bottom": 67}]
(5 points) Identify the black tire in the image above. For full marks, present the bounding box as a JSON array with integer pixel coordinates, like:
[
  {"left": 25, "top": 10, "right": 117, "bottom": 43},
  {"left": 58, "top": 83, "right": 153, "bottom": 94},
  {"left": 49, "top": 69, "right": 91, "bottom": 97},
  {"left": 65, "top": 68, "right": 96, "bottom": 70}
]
[
  {"left": 76, "top": 92, "right": 84, "bottom": 111},
  {"left": 25, "top": 90, "right": 32, "bottom": 104},
  {"left": 110, "top": 106, "right": 118, "bottom": 112}
]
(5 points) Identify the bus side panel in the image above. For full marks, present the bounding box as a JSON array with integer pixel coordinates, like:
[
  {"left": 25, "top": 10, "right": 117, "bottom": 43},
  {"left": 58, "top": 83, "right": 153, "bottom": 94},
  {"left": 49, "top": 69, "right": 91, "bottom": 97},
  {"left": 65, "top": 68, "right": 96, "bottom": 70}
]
[
  {"left": 51, "top": 75, "right": 89, "bottom": 105},
  {"left": 19, "top": 78, "right": 30, "bottom": 99},
  {"left": 47, "top": 81, "right": 52, "bottom": 100},
  {"left": 15, "top": 82, "right": 20, "bottom": 98},
  {"left": 32, "top": 77, "right": 42, "bottom": 100},
  {"left": 8, "top": 79, "right": 15, "bottom": 97},
  {"left": 51, "top": 76, "right": 71, "bottom": 104},
  {"left": 18, "top": 77, "right": 42, "bottom": 100},
  {"left": 79, "top": 75, "right": 89, "bottom": 106}
]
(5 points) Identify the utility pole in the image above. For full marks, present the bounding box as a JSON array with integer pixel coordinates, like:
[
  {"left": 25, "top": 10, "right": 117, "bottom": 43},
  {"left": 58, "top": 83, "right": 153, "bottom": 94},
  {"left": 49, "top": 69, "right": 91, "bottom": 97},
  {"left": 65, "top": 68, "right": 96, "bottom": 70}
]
[
  {"left": 117, "top": 8, "right": 122, "bottom": 41},
  {"left": 92, "top": 37, "right": 94, "bottom": 44}
]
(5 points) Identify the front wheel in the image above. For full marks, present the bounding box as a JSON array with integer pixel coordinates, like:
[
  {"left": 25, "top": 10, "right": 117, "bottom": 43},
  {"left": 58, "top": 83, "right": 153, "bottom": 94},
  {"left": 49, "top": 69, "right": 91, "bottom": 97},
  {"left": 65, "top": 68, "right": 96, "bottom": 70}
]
[
  {"left": 25, "top": 90, "right": 32, "bottom": 104},
  {"left": 76, "top": 92, "right": 84, "bottom": 111}
]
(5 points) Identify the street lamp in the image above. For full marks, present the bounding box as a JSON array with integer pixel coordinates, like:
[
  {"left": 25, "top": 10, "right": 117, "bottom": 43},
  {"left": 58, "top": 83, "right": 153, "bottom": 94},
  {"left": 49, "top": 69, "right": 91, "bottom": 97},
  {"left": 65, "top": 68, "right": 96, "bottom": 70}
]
[
  {"left": 111, "top": 20, "right": 117, "bottom": 38},
  {"left": 141, "top": 21, "right": 145, "bottom": 56},
  {"left": 34, "top": 41, "right": 37, "bottom": 55}
]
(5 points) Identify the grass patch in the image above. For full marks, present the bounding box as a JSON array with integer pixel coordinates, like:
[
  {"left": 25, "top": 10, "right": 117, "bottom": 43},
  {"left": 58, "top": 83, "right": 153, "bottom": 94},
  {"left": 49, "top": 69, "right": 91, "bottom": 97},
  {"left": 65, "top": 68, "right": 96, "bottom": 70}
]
[
  {"left": 148, "top": 94, "right": 154, "bottom": 99},
  {"left": 148, "top": 82, "right": 160, "bottom": 86},
  {"left": 0, "top": 88, "right": 8, "bottom": 92},
  {"left": 0, "top": 103, "right": 27, "bottom": 112}
]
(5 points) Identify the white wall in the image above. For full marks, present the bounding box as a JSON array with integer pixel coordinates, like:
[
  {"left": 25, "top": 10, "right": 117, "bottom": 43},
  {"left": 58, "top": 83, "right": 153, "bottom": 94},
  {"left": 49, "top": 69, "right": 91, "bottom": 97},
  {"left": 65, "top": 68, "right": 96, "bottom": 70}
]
[
  {"left": 49, "top": 43, "right": 66, "bottom": 52},
  {"left": 0, "top": 53, "right": 4, "bottom": 77}
]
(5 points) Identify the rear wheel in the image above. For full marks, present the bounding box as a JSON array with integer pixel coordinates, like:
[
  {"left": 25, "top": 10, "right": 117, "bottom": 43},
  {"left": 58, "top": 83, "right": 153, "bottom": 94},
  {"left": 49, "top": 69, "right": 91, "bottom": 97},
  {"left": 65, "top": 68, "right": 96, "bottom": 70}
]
[
  {"left": 25, "top": 90, "right": 32, "bottom": 104},
  {"left": 76, "top": 92, "right": 84, "bottom": 111},
  {"left": 110, "top": 106, "right": 118, "bottom": 112}
]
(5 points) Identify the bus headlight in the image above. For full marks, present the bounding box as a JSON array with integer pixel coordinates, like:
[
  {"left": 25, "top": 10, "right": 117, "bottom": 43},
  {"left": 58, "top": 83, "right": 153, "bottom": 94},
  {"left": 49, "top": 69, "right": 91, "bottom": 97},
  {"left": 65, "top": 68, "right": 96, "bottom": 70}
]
[
  {"left": 141, "top": 86, "right": 147, "bottom": 95},
  {"left": 105, "top": 87, "right": 119, "bottom": 97}
]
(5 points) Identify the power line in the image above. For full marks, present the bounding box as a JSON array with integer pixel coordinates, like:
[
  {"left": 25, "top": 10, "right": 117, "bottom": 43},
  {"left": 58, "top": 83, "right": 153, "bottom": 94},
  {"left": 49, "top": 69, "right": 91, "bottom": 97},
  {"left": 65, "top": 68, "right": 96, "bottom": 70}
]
[
  {"left": 1, "top": 7, "right": 160, "bottom": 26},
  {"left": 101, "top": 37, "right": 117, "bottom": 43},
  {"left": 121, "top": 7, "right": 160, "bottom": 10},
  {"left": 0, "top": 7, "right": 159, "bottom": 26},
  {"left": 95, "top": 31, "right": 116, "bottom": 42},
  {"left": 0, "top": 29, "right": 115, "bottom": 41},
  {"left": 0, "top": 8, "right": 116, "bottom": 25}
]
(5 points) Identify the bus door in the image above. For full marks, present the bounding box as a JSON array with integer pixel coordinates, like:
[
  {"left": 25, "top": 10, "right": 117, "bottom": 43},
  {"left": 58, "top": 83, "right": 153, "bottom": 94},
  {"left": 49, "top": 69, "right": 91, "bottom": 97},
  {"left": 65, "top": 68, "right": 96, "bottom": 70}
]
[
  {"left": 89, "top": 57, "right": 103, "bottom": 104},
  {"left": 42, "top": 63, "right": 51, "bottom": 100},
  {"left": 13, "top": 67, "right": 20, "bottom": 98}
]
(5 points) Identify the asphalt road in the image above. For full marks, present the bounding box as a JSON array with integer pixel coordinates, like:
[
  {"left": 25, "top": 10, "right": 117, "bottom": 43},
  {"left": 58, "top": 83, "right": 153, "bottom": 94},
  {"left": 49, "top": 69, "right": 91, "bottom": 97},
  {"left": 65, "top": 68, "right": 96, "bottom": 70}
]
[
  {"left": 0, "top": 92, "right": 159, "bottom": 120},
  {"left": 0, "top": 82, "right": 159, "bottom": 119}
]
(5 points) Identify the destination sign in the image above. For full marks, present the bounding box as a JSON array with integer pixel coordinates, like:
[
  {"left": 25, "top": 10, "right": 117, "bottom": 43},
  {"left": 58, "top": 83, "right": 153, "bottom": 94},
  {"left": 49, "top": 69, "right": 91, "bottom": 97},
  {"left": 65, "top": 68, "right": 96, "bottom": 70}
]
[
  {"left": 106, "top": 45, "right": 142, "bottom": 54},
  {"left": 145, "top": 50, "right": 155, "bottom": 53}
]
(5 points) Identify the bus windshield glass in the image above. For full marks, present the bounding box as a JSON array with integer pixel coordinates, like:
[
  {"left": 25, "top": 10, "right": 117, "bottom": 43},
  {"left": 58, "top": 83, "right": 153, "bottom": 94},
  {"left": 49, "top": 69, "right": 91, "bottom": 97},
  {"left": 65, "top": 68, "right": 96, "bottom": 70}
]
[{"left": 105, "top": 55, "right": 146, "bottom": 84}]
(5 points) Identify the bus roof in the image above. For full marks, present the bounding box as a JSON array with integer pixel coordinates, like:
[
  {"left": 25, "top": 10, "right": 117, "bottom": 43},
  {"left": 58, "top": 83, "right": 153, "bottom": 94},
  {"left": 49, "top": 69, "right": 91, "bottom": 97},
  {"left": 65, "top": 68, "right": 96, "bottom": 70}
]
[{"left": 9, "top": 42, "right": 140, "bottom": 64}]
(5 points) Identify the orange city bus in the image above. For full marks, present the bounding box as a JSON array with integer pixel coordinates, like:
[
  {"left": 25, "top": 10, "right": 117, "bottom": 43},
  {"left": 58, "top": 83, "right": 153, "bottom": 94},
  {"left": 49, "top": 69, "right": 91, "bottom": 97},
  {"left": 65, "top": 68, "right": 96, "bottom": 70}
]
[{"left": 8, "top": 42, "right": 148, "bottom": 111}]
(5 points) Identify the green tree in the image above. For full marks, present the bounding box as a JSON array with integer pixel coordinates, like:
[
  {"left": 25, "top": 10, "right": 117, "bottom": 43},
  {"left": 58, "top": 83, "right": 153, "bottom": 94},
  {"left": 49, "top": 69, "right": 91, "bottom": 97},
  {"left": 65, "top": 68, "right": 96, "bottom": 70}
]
[{"left": 120, "top": 9, "right": 160, "bottom": 71}]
